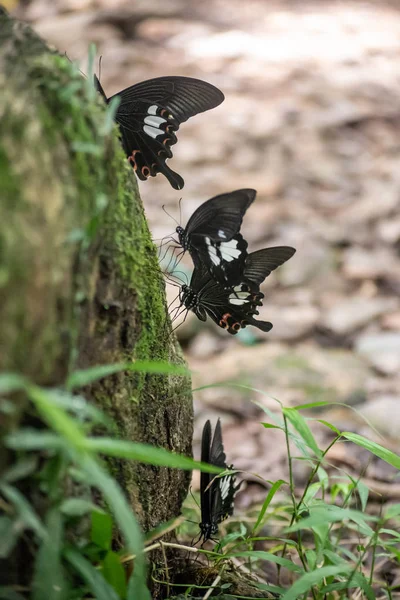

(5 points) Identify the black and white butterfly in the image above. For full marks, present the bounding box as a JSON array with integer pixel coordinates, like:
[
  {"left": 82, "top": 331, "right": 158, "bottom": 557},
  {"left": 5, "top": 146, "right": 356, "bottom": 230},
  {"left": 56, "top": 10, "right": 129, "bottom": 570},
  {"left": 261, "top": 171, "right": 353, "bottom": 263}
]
[
  {"left": 199, "top": 419, "right": 240, "bottom": 542},
  {"left": 94, "top": 75, "right": 224, "bottom": 189},
  {"left": 179, "top": 246, "right": 296, "bottom": 335},
  {"left": 175, "top": 189, "right": 256, "bottom": 286}
]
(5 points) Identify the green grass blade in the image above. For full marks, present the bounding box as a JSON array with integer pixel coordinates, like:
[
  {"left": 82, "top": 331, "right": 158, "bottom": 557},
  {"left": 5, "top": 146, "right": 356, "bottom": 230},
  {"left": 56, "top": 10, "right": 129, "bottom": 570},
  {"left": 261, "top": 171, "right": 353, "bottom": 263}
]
[
  {"left": 283, "top": 407, "right": 322, "bottom": 458},
  {"left": 32, "top": 509, "right": 68, "bottom": 600},
  {"left": 225, "top": 551, "right": 303, "bottom": 573},
  {"left": 317, "top": 419, "right": 341, "bottom": 435},
  {"left": 281, "top": 565, "right": 352, "bottom": 600},
  {"left": 66, "top": 360, "right": 189, "bottom": 390},
  {"left": 322, "top": 571, "right": 376, "bottom": 600},
  {"left": 292, "top": 401, "right": 331, "bottom": 410},
  {"left": 84, "top": 437, "right": 222, "bottom": 473},
  {"left": 0, "top": 517, "right": 19, "bottom": 559},
  {"left": 253, "top": 480, "right": 286, "bottom": 534},
  {"left": 3, "top": 456, "right": 38, "bottom": 483},
  {"left": 0, "top": 483, "right": 46, "bottom": 539},
  {"left": 91, "top": 511, "right": 113, "bottom": 550},
  {"left": 85, "top": 42, "right": 97, "bottom": 102},
  {"left": 100, "top": 96, "right": 120, "bottom": 135},
  {"left": 27, "top": 386, "right": 86, "bottom": 449},
  {"left": 5, "top": 429, "right": 64, "bottom": 451},
  {"left": 342, "top": 432, "right": 400, "bottom": 469},
  {"left": 65, "top": 548, "right": 120, "bottom": 600},
  {"left": 0, "top": 373, "right": 26, "bottom": 395},
  {"left": 102, "top": 551, "right": 127, "bottom": 598},
  {"left": 80, "top": 456, "right": 150, "bottom": 600},
  {"left": 46, "top": 390, "right": 112, "bottom": 427},
  {"left": 60, "top": 499, "right": 102, "bottom": 517},
  {"left": 0, "top": 588, "right": 27, "bottom": 600},
  {"left": 286, "top": 505, "right": 375, "bottom": 536}
]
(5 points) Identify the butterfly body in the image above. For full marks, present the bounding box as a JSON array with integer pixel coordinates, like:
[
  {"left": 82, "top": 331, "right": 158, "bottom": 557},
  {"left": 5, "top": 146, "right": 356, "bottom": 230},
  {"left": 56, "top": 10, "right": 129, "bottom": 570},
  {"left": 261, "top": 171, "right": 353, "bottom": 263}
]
[
  {"left": 199, "top": 419, "right": 240, "bottom": 542},
  {"left": 179, "top": 246, "right": 296, "bottom": 335},
  {"left": 94, "top": 74, "right": 224, "bottom": 189},
  {"left": 176, "top": 189, "right": 256, "bottom": 285}
]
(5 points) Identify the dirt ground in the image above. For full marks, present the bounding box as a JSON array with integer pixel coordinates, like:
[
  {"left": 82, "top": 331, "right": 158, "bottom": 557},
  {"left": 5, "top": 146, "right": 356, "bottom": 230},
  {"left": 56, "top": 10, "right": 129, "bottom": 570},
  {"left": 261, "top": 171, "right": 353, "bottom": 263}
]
[{"left": 14, "top": 0, "right": 400, "bottom": 510}]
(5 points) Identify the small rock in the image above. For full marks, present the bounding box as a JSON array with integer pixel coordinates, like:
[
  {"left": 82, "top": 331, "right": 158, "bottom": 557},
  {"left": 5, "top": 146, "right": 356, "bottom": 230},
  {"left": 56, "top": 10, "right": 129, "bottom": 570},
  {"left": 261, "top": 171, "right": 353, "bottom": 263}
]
[
  {"left": 358, "top": 395, "right": 400, "bottom": 439},
  {"left": 356, "top": 332, "right": 400, "bottom": 374},
  {"left": 188, "top": 331, "right": 224, "bottom": 358},
  {"left": 322, "top": 297, "right": 399, "bottom": 336},
  {"left": 342, "top": 247, "right": 400, "bottom": 280},
  {"left": 381, "top": 311, "right": 400, "bottom": 331}
]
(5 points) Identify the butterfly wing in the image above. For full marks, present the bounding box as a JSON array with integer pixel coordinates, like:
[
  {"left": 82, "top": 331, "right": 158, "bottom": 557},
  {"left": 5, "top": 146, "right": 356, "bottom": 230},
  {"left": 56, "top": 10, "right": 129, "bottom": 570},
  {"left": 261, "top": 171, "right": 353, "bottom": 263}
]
[
  {"left": 185, "top": 189, "right": 256, "bottom": 240},
  {"left": 244, "top": 246, "right": 296, "bottom": 286},
  {"left": 200, "top": 420, "right": 212, "bottom": 539},
  {"left": 99, "top": 76, "right": 224, "bottom": 189},
  {"left": 183, "top": 189, "right": 255, "bottom": 284},
  {"left": 192, "top": 269, "right": 273, "bottom": 334},
  {"left": 209, "top": 420, "right": 240, "bottom": 529}
]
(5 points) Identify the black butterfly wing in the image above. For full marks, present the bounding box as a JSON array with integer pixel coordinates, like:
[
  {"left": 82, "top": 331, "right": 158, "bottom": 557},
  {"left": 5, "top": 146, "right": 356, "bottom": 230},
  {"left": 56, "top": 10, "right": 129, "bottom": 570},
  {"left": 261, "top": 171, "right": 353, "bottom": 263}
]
[
  {"left": 94, "top": 75, "right": 107, "bottom": 101},
  {"left": 244, "top": 246, "right": 296, "bottom": 286},
  {"left": 185, "top": 189, "right": 256, "bottom": 240},
  {"left": 97, "top": 76, "right": 224, "bottom": 189},
  {"left": 189, "top": 233, "right": 248, "bottom": 287},
  {"left": 200, "top": 420, "right": 212, "bottom": 536},
  {"left": 193, "top": 269, "right": 273, "bottom": 334},
  {"left": 209, "top": 419, "right": 227, "bottom": 468},
  {"left": 211, "top": 473, "right": 239, "bottom": 527},
  {"left": 209, "top": 421, "right": 239, "bottom": 528},
  {"left": 108, "top": 76, "right": 224, "bottom": 123}
]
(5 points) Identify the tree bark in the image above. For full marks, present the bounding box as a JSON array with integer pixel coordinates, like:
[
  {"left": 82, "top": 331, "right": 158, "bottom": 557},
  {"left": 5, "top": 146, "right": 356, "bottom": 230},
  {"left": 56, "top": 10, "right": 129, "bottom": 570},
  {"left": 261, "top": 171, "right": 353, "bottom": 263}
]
[{"left": 0, "top": 6, "right": 192, "bottom": 595}]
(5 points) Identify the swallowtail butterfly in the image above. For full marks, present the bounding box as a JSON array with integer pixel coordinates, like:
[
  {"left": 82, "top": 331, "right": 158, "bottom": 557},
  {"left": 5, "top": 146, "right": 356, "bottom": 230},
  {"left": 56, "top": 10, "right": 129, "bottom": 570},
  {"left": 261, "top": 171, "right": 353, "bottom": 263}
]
[
  {"left": 94, "top": 75, "right": 224, "bottom": 189},
  {"left": 179, "top": 246, "right": 296, "bottom": 334},
  {"left": 176, "top": 189, "right": 256, "bottom": 286},
  {"left": 199, "top": 419, "right": 240, "bottom": 542}
]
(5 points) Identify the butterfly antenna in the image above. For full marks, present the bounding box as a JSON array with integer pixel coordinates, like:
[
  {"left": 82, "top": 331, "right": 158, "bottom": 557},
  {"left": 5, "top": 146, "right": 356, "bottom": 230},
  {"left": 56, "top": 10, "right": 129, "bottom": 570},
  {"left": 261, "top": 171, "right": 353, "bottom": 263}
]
[
  {"left": 189, "top": 487, "right": 200, "bottom": 510},
  {"left": 162, "top": 204, "right": 179, "bottom": 226},
  {"left": 178, "top": 197, "right": 183, "bottom": 225},
  {"left": 98, "top": 55, "right": 103, "bottom": 81}
]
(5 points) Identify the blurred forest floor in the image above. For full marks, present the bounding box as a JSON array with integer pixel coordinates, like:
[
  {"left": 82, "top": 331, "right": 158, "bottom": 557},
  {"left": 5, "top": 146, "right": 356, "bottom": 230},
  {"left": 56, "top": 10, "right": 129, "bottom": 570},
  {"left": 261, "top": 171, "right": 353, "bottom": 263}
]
[{"left": 14, "top": 0, "right": 400, "bottom": 509}]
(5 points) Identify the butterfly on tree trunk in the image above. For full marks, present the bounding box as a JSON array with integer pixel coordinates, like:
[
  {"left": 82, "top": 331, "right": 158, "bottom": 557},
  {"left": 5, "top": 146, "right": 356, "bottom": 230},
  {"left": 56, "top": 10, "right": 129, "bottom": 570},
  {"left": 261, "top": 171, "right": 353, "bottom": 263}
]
[
  {"left": 178, "top": 246, "right": 296, "bottom": 335},
  {"left": 94, "top": 75, "right": 224, "bottom": 190},
  {"left": 174, "top": 189, "right": 256, "bottom": 286},
  {"left": 199, "top": 419, "right": 240, "bottom": 542}
]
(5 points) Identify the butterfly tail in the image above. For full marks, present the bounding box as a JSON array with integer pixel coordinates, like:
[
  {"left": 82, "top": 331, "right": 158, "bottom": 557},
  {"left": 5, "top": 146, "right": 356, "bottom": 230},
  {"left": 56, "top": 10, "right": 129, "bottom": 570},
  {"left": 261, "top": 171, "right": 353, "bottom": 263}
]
[{"left": 244, "top": 316, "right": 273, "bottom": 333}]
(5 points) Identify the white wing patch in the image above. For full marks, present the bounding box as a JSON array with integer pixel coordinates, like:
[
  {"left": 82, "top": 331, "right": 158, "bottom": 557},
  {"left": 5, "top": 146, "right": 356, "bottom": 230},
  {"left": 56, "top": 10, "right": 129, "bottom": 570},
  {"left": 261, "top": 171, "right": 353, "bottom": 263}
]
[
  {"left": 144, "top": 115, "right": 167, "bottom": 128},
  {"left": 205, "top": 237, "right": 221, "bottom": 266},
  {"left": 218, "top": 229, "right": 227, "bottom": 239},
  {"left": 143, "top": 125, "right": 165, "bottom": 138},
  {"left": 229, "top": 285, "right": 250, "bottom": 306},
  {"left": 219, "top": 476, "right": 231, "bottom": 500},
  {"left": 143, "top": 106, "right": 167, "bottom": 139},
  {"left": 219, "top": 239, "right": 242, "bottom": 262}
]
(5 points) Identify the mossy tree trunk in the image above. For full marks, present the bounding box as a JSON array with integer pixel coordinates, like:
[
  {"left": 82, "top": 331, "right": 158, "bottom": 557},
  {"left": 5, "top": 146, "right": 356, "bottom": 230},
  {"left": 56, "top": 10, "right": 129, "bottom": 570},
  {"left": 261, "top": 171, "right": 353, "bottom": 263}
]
[{"left": 0, "top": 7, "right": 192, "bottom": 595}]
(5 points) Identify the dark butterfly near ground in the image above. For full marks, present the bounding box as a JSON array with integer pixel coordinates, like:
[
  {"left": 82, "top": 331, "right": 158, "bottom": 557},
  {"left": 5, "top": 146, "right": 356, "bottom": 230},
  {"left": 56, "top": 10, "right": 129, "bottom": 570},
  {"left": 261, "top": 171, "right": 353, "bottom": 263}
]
[
  {"left": 175, "top": 189, "right": 256, "bottom": 286},
  {"left": 178, "top": 246, "right": 296, "bottom": 335},
  {"left": 199, "top": 419, "right": 240, "bottom": 542},
  {"left": 94, "top": 74, "right": 224, "bottom": 190}
]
